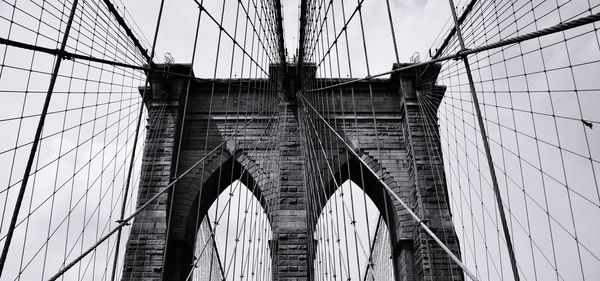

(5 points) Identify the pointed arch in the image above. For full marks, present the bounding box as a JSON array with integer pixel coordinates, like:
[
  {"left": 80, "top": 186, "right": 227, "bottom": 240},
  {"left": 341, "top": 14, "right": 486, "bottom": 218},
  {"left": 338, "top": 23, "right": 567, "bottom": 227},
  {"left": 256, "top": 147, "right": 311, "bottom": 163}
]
[
  {"left": 311, "top": 179, "right": 395, "bottom": 281},
  {"left": 163, "top": 149, "right": 273, "bottom": 280},
  {"left": 194, "top": 180, "right": 273, "bottom": 281},
  {"left": 311, "top": 151, "right": 401, "bottom": 241},
  {"left": 309, "top": 149, "right": 423, "bottom": 281}
]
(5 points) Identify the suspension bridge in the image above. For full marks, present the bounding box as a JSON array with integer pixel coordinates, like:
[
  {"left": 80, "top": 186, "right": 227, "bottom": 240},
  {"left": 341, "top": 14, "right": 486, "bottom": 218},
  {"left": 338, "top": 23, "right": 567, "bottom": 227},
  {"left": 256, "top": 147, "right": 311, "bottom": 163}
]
[{"left": 0, "top": 0, "right": 599, "bottom": 280}]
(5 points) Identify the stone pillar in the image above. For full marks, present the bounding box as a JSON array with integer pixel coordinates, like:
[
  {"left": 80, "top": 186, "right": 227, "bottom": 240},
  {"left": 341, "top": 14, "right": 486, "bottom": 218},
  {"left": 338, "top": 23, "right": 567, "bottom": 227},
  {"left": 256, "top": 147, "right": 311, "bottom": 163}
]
[
  {"left": 392, "top": 63, "right": 463, "bottom": 281},
  {"left": 271, "top": 96, "right": 311, "bottom": 280},
  {"left": 122, "top": 65, "right": 191, "bottom": 280}
]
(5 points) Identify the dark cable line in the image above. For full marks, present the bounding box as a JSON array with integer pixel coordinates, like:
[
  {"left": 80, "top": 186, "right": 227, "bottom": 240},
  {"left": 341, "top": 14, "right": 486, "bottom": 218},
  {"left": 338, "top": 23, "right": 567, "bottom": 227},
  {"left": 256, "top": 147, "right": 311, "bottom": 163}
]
[{"left": 0, "top": 0, "right": 81, "bottom": 274}]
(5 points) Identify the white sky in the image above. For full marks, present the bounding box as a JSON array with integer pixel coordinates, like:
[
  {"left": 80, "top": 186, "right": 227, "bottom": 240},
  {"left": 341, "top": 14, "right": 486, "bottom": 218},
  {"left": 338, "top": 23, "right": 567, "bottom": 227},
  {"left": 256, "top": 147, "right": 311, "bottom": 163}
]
[{"left": 1, "top": 0, "right": 600, "bottom": 281}]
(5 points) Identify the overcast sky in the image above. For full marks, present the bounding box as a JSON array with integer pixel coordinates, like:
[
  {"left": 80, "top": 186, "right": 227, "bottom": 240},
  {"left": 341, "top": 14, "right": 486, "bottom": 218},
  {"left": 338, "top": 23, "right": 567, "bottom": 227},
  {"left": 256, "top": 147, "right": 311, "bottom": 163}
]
[{"left": 1, "top": 0, "right": 599, "bottom": 281}]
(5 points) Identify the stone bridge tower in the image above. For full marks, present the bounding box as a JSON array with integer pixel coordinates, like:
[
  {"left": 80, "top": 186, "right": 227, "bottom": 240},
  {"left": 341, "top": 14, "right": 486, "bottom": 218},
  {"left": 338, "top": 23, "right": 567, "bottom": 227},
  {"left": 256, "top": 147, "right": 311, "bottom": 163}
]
[{"left": 121, "top": 62, "right": 463, "bottom": 281}]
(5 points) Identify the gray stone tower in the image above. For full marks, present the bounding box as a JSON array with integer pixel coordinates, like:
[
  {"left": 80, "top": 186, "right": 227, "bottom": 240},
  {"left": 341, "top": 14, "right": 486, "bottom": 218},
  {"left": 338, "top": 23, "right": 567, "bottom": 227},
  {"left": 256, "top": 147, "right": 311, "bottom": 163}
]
[{"left": 121, "top": 63, "right": 462, "bottom": 281}]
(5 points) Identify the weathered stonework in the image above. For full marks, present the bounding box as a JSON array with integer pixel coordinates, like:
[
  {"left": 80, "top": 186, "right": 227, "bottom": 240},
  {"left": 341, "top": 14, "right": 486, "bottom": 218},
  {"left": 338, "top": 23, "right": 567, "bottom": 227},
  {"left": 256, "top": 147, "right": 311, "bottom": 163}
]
[{"left": 122, "top": 62, "right": 462, "bottom": 281}]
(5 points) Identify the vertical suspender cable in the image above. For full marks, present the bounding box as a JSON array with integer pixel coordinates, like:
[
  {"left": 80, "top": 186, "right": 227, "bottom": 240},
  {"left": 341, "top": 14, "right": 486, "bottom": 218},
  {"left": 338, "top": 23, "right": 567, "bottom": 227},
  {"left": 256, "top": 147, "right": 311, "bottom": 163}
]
[
  {"left": 445, "top": 1, "right": 521, "bottom": 280},
  {"left": 0, "top": 0, "right": 80, "bottom": 276},
  {"left": 299, "top": 92, "right": 478, "bottom": 281},
  {"left": 109, "top": 0, "right": 166, "bottom": 279},
  {"left": 158, "top": 3, "right": 204, "bottom": 280},
  {"left": 385, "top": 0, "right": 400, "bottom": 65}
]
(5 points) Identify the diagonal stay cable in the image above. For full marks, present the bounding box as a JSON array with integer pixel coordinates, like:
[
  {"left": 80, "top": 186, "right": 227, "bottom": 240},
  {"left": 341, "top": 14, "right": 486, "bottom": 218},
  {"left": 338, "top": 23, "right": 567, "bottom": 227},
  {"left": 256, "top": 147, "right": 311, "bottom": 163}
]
[
  {"left": 299, "top": 100, "right": 372, "bottom": 261},
  {"left": 100, "top": 0, "right": 151, "bottom": 62},
  {"left": 46, "top": 99, "right": 278, "bottom": 281},
  {"left": 186, "top": 98, "right": 282, "bottom": 280},
  {"left": 0, "top": 0, "right": 81, "bottom": 275},
  {"left": 421, "top": 91, "right": 600, "bottom": 265},
  {"left": 305, "top": 11, "right": 600, "bottom": 93},
  {"left": 298, "top": 92, "right": 479, "bottom": 281},
  {"left": 0, "top": 37, "right": 277, "bottom": 93},
  {"left": 432, "top": 0, "right": 479, "bottom": 59},
  {"left": 191, "top": 0, "right": 272, "bottom": 77}
]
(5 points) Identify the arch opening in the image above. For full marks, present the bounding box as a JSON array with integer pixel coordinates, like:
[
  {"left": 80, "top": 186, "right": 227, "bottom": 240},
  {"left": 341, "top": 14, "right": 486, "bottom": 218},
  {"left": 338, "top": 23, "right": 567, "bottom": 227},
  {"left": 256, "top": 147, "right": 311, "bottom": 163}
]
[
  {"left": 312, "top": 179, "right": 395, "bottom": 281},
  {"left": 164, "top": 155, "right": 273, "bottom": 281},
  {"left": 193, "top": 180, "right": 272, "bottom": 281}
]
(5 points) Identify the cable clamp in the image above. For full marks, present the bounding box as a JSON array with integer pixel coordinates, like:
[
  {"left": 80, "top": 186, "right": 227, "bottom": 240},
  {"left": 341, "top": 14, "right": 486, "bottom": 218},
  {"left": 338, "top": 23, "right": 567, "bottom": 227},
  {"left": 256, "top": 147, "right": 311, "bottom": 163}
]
[
  {"left": 57, "top": 49, "right": 74, "bottom": 61},
  {"left": 454, "top": 49, "right": 471, "bottom": 60}
]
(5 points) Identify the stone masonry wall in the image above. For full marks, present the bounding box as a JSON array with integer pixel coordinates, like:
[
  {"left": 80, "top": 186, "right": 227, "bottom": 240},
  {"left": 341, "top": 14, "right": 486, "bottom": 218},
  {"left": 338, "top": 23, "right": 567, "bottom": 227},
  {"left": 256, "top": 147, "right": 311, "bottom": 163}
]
[{"left": 122, "top": 63, "right": 462, "bottom": 281}]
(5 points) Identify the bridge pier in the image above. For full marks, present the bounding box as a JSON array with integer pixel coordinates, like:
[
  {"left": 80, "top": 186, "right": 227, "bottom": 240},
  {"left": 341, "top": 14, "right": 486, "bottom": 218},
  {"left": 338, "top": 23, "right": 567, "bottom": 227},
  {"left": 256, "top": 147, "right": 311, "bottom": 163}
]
[
  {"left": 121, "top": 65, "right": 191, "bottom": 280},
  {"left": 271, "top": 97, "right": 311, "bottom": 280},
  {"left": 393, "top": 63, "right": 463, "bottom": 281}
]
